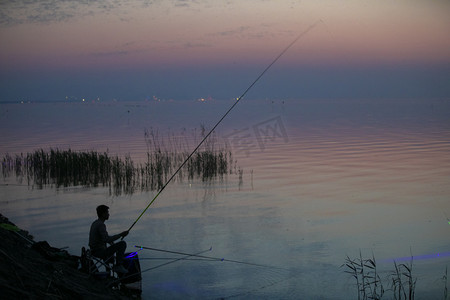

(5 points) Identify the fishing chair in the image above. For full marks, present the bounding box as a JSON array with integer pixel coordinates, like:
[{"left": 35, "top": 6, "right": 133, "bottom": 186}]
[{"left": 81, "top": 247, "right": 116, "bottom": 279}]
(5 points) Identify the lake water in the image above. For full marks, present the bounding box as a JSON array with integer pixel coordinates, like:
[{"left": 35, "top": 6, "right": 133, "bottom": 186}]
[{"left": 1, "top": 98, "right": 450, "bottom": 299}]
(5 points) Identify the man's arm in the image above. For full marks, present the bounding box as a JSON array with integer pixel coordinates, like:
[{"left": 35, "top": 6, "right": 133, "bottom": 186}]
[{"left": 99, "top": 224, "right": 128, "bottom": 244}]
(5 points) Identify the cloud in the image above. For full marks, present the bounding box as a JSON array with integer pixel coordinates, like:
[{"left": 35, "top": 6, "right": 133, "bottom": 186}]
[
  {"left": 213, "top": 26, "right": 251, "bottom": 38},
  {"left": 208, "top": 24, "right": 278, "bottom": 41},
  {"left": 182, "top": 41, "right": 212, "bottom": 49},
  {"left": 0, "top": 0, "right": 86, "bottom": 26},
  {"left": 174, "top": 0, "right": 191, "bottom": 8},
  {"left": 0, "top": 0, "right": 212, "bottom": 26},
  {"left": 0, "top": 0, "right": 150, "bottom": 26},
  {"left": 88, "top": 41, "right": 147, "bottom": 58},
  {"left": 1, "top": 0, "right": 70, "bottom": 26},
  {"left": 90, "top": 50, "right": 130, "bottom": 58}
]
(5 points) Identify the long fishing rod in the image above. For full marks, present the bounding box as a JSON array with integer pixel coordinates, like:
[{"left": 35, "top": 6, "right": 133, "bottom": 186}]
[
  {"left": 140, "top": 247, "right": 212, "bottom": 273},
  {"left": 135, "top": 245, "right": 287, "bottom": 270},
  {"left": 139, "top": 257, "right": 214, "bottom": 261},
  {"left": 108, "top": 247, "right": 213, "bottom": 287},
  {"left": 125, "top": 21, "right": 321, "bottom": 235}
]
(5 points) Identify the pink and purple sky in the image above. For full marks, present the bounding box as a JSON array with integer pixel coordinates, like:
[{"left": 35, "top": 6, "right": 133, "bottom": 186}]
[{"left": 0, "top": 0, "right": 449, "bottom": 102}]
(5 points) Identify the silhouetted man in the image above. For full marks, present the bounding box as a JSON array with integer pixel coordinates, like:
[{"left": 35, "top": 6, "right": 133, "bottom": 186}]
[{"left": 89, "top": 205, "right": 129, "bottom": 273}]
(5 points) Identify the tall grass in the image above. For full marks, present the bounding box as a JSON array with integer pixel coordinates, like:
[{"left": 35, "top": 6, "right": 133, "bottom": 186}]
[
  {"left": 343, "top": 251, "right": 384, "bottom": 300},
  {"left": 1, "top": 127, "right": 238, "bottom": 195},
  {"left": 444, "top": 266, "right": 448, "bottom": 300},
  {"left": 143, "top": 126, "right": 233, "bottom": 184},
  {"left": 343, "top": 252, "right": 450, "bottom": 300},
  {"left": 390, "top": 259, "right": 416, "bottom": 300}
]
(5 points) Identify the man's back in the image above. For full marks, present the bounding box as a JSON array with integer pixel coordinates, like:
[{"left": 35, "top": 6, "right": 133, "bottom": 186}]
[{"left": 89, "top": 219, "right": 106, "bottom": 252}]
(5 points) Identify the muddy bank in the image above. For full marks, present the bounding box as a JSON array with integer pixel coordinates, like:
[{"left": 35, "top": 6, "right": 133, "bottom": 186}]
[{"left": 0, "top": 214, "right": 132, "bottom": 299}]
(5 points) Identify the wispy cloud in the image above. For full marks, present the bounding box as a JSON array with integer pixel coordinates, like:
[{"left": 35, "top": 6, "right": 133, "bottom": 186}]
[
  {"left": 1, "top": 0, "right": 89, "bottom": 26},
  {"left": 0, "top": 0, "right": 154, "bottom": 26},
  {"left": 0, "top": 0, "right": 211, "bottom": 26},
  {"left": 182, "top": 41, "right": 212, "bottom": 49},
  {"left": 174, "top": 0, "right": 191, "bottom": 8},
  {"left": 88, "top": 40, "right": 145, "bottom": 58},
  {"left": 209, "top": 23, "right": 278, "bottom": 41},
  {"left": 90, "top": 50, "right": 130, "bottom": 58},
  {"left": 213, "top": 26, "right": 251, "bottom": 37}
]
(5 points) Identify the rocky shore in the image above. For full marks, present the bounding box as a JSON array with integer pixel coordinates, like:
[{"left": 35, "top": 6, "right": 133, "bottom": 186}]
[{"left": 0, "top": 214, "right": 132, "bottom": 299}]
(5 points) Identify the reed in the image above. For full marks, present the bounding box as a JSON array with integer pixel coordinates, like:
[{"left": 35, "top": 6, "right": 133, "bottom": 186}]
[
  {"left": 143, "top": 126, "right": 234, "bottom": 185},
  {"left": 1, "top": 127, "right": 239, "bottom": 195},
  {"left": 343, "top": 252, "right": 424, "bottom": 300},
  {"left": 444, "top": 266, "right": 448, "bottom": 300},
  {"left": 343, "top": 251, "right": 384, "bottom": 300},
  {"left": 390, "top": 258, "right": 416, "bottom": 300}
]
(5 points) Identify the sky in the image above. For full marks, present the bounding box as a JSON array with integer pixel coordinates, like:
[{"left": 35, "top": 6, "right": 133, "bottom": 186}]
[{"left": 0, "top": 0, "right": 449, "bottom": 102}]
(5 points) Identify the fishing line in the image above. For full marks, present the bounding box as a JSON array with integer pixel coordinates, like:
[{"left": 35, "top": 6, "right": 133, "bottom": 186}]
[
  {"left": 135, "top": 245, "right": 288, "bottom": 270},
  {"left": 140, "top": 247, "right": 213, "bottom": 273},
  {"left": 108, "top": 248, "right": 212, "bottom": 287},
  {"left": 139, "top": 257, "right": 214, "bottom": 261},
  {"left": 125, "top": 21, "right": 321, "bottom": 235}
]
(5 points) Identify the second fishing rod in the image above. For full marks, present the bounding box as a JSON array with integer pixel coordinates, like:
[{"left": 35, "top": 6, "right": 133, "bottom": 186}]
[{"left": 124, "top": 21, "right": 321, "bottom": 236}]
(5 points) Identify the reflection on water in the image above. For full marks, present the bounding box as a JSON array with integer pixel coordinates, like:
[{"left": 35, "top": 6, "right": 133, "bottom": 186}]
[{"left": 1, "top": 99, "right": 450, "bottom": 299}]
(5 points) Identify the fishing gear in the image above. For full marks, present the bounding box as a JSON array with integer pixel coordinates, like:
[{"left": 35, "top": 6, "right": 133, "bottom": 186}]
[
  {"left": 140, "top": 247, "right": 213, "bottom": 273},
  {"left": 125, "top": 21, "right": 321, "bottom": 235},
  {"left": 135, "top": 245, "right": 287, "bottom": 270},
  {"left": 108, "top": 247, "right": 213, "bottom": 287},
  {"left": 139, "top": 257, "right": 214, "bottom": 261}
]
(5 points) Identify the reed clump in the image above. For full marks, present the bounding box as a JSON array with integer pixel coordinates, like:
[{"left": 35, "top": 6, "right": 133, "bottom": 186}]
[
  {"left": 1, "top": 127, "right": 238, "bottom": 195},
  {"left": 343, "top": 251, "right": 384, "bottom": 300},
  {"left": 342, "top": 251, "right": 450, "bottom": 300},
  {"left": 142, "top": 126, "right": 234, "bottom": 186}
]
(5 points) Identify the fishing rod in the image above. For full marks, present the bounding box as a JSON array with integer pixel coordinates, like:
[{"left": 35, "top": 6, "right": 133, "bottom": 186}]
[
  {"left": 109, "top": 247, "right": 213, "bottom": 286},
  {"left": 125, "top": 21, "right": 321, "bottom": 235},
  {"left": 139, "top": 257, "right": 214, "bottom": 261},
  {"left": 135, "top": 245, "right": 287, "bottom": 270},
  {"left": 140, "top": 247, "right": 213, "bottom": 273}
]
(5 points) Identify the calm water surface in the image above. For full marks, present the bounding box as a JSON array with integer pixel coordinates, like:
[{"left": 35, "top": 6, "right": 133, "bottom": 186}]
[{"left": 1, "top": 99, "right": 449, "bottom": 299}]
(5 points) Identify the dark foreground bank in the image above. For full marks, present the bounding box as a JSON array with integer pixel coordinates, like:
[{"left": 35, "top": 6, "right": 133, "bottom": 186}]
[{"left": 0, "top": 214, "right": 132, "bottom": 299}]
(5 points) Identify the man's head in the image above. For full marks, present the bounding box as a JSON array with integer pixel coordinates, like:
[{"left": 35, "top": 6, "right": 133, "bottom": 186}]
[{"left": 96, "top": 205, "right": 110, "bottom": 221}]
